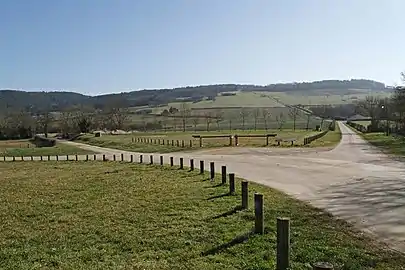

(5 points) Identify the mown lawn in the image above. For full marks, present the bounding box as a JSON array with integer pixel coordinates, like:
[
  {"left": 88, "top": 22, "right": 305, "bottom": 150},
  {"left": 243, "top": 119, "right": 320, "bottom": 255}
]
[
  {"left": 0, "top": 161, "right": 403, "bottom": 269},
  {"left": 76, "top": 129, "right": 324, "bottom": 153},
  {"left": 361, "top": 132, "right": 405, "bottom": 157},
  {"left": 0, "top": 140, "right": 93, "bottom": 157}
]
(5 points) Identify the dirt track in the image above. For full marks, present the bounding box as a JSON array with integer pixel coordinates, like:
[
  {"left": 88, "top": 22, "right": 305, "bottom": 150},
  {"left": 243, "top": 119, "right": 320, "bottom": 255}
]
[{"left": 5, "top": 122, "right": 405, "bottom": 252}]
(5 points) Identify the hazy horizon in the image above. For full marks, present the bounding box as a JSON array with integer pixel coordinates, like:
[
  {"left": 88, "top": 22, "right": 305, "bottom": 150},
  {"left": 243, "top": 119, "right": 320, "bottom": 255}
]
[{"left": 1, "top": 0, "right": 404, "bottom": 95}]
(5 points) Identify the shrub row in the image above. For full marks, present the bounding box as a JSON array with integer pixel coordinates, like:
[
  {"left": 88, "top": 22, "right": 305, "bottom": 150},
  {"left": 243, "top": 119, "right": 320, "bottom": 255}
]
[
  {"left": 30, "top": 135, "right": 56, "bottom": 147},
  {"left": 303, "top": 130, "right": 328, "bottom": 145}
]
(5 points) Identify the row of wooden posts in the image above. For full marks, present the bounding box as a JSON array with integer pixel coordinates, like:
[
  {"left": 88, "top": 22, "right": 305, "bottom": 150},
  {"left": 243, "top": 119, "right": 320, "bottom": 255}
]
[
  {"left": 1, "top": 153, "right": 333, "bottom": 269},
  {"left": 132, "top": 137, "right": 193, "bottom": 148}
]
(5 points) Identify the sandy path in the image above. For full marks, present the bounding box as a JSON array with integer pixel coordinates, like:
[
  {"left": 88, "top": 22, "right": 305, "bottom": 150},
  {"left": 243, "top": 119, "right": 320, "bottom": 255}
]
[{"left": 4, "top": 122, "right": 405, "bottom": 252}]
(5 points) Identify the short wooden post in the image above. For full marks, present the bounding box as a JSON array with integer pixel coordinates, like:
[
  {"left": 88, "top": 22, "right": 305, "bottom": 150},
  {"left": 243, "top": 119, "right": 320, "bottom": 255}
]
[
  {"left": 199, "top": 137, "right": 202, "bottom": 147},
  {"left": 130, "top": 155, "right": 134, "bottom": 162},
  {"left": 229, "top": 136, "right": 232, "bottom": 146},
  {"left": 189, "top": 140, "right": 192, "bottom": 147},
  {"left": 154, "top": 139, "right": 156, "bottom": 144},
  {"left": 103, "top": 155, "right": 106, "bottom": 161},
  {"left": 200, "top": 160, "right": 204, "bottom": 174},
  {"left": 66, "top": 155, "right": 69, "bottom": 161},
  {"left": 242, "top": 181, "right": 248, "bottom": 209},
  {"left": 179, "top": 158, "right": 184, "bottom": 169},
  {"left": 3, "top": 156, "right": 5, "bottom": 161},
  {"left": 158, "top": 139, "right": 161, "bottom": 145},
  {"left": 160, "top": 156, "right": 164, "bottom": 165},
  {"left": 163, "top": 139, "right": 165, "bottom": 145},
  {"left": 75, "top": 155, "right": 78, "bottom": 161},
  {"left": 210, "top": 162, "right": 215, "bottom": 180},
  {"left": 31, "top": 156, "right": 33, "bottom": 161},
  {"left": 171, "top": 140, "right": 174, "bottom": 146},
  {"left": 121, "top": 153, "right": 124, "bottom": 161},
  {"left": 132, "top": 137, "right": 134, "bottom": 142},
  {"left": 277, "top": 217, "right": 291, "bottom": 270},
  {"left": 176, "top": 140, "right": 179, "bottom": 147},
  {"left": 221, "top": 166, "right": 227, "bottom": 184},
  {"left": 229, "top": 173, "right": 235, "bottom": 194},
  {"left": 150, "top": 155, "right": 153, "bottom": 164},
  {"left": 56, "top": 155, "right": 59, "bottom": 161},
  {"left": 266, "top": 135, "right": 269, "bottom": 146},
  {"left": 181, "top": 140, "right": 185, "bottom": 148},
  {"left": 93, "top": 154, "right": 96, "bottom": 160},
  {"left": 254, "top": 193, "right": 264, "bottom": 234},
  {"left": 312, "top": 262, "right": 334, "bottom": 270},
  {"left": 12, "top": 156, "right": 15, "bottom": 162},
  {"left": 170, "top": 157, "right": 174, "bottom": 166},
  {"left": 40, "top": 156, "right": 43, "bottom": 161},
  {"left": 48, "top": 155, "right": 50, "bottom": 161},
  {"left": 140, "top": 155, "right": 143, "bottom": 163},
  {"left": 113, "top": 154, "right": 116, "bottom": 161},
  {"left": 190, "top": 159, "right": 194, "bottom": 171},
  {"left": 86, "top": 155, "right": 89, "bottom": 161},
  {"left": 20, "top": 156, "right": 23, "bottom": 161}
]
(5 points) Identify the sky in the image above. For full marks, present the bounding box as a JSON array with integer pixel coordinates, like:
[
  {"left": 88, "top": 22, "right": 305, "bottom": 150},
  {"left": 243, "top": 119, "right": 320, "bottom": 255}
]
[{"left": 1, "top": 0, "right": 404, "bottom": 95}]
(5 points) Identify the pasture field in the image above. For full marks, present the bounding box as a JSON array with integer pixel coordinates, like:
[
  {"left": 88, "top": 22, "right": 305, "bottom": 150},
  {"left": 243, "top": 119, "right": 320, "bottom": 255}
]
[
  {"left": 0, "top": 161, "right": 403, "bottom": 269},
  {"left": 77, "top": 129, "right": 323, "bottom": 153},
  {"left": 0, "top": 139, "right": 93, "bottom": 157}
]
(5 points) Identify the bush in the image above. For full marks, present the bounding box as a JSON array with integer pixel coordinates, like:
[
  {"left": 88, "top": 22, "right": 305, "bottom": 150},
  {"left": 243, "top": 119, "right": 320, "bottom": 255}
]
[{"left": 30, "top": 135, "right": 56, "bottom": 147}]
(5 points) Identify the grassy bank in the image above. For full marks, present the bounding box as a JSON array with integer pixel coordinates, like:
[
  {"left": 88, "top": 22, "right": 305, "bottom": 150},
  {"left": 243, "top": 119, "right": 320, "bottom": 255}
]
[
  {"left": 0, "top": 140, "right": 93, "bottom": 157},
  {"left": 361, "top": 132, "right": 405, "bottom": 157},
  {"left": 0, "top": 161, "right": 403, "bottom": 269},
  {"left": 305, "top": 124, "right": 342, "bottom": 148},
  {"left": 76, "top": 129, "right": 325, "bottom": 153}
]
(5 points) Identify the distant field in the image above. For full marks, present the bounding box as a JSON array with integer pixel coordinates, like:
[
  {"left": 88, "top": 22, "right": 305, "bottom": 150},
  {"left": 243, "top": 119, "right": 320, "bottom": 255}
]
[
  {"left": 77, "top": 129, "right": 329, "bottom": 153},
  {"left": 0, "top": 139, "right": 93, "bottom": 157}
]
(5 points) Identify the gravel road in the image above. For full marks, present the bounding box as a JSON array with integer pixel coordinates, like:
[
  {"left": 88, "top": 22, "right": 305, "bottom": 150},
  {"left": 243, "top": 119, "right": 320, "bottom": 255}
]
[{"left": 4, "top": 122, "right": 405, "bottom": 252}]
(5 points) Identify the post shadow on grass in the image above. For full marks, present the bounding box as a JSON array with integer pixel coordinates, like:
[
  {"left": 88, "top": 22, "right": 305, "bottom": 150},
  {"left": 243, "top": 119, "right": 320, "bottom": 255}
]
[
  {"left": 207, "top": 192, "right": 230, "bottom": 201},
  {"left": 210, "top": 205, "right": 244, "bottom": 220},
  {"left": 201, "top": 230, "right": 255, "bottom": 256}
]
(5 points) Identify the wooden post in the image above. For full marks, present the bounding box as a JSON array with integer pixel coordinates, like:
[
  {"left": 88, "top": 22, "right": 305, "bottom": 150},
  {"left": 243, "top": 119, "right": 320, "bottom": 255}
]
[
  {"left": 163, "top": 139, "right": 165, "bottom": 145},
  {"left": 170, "top": 157, "right": 174, "bottom": 166},
  {"left": 160, "top": 156, "right": 163, "bottom": 165},
  {"left": 93, "top": 154, "right": 96, "bottom": 160},
  {"left": 113, "top": 154, "right": 116, "bottom": 161},
  {"left": 190, "top": 159, "right": 194, "bottom": 171},
  {"left": 13, "top": 156, "right": 16, "bottom": 162},
  {"left": 176, "top": 140, "right": 179, "bottom": 147},
  {"left": 31, "top": 156, "right": 33, "bottom": 161},
  {"left": 221, "top": 166, "right": 227, "bottom": 184},
  {"left": 254, "top": 193, "right": 264, "bottom": 234},
  {"left": 130, "top": 155, "right": 134, "bottom": 162},
  {"left": 210, "top": 162, "right": 215, "bottom": 180},
  {"left": 200, "top": 160, "right": 204, "bottom": 174},
  {"left": 140, "top": 155, "right": 143, "bottom": 163},
  {"left": 229, "top": 173, "right": 235, "bottom": 194},
  {"left": 199, "top": 137, "right": 202, "bottom": 147},
  {"left": 75, "top": 155, "right": 78, "bottom": 161},
  {"left": 121, "top": 153, "right": 124, "bottom": 161},
  {"left": 266, "top": 135, "right": 269, "bottom": 146},
  {"left": 179, "top": 158, "right": 184, "bottom": 169},
  {"left": 189, "top": 140, "right": 192, "bottom": 147},
  {"left": 40, "top": 156, "right": 43, "bottom": 161},
  {"left": 242, "top": 181, "right": 248, "bottom": 209},
  {"left": 171, "top": 140, "right": 174, "bottom": 146},
  {"left": 3, "top": 156, "right": 5, "bottom": 161},
  {"left": 56, "top": 155, "right": 59, "bottom": 161},
  {"left": 86, "top": 155, "right": 89, "bottom": 161},
  {"left": 150, "top": 155, "right": 153, "bottom": 164},
  {"left": 181, "top": 140, "right": 184, "bottom": 148},
  {"left": 229, "top": 136, "right": 232, "bottom": 146},
  {"left": 158, "top": 139, "right": 161, "bottom": 145},
  {"left": 277, "top": 217, "right": 290, "bottom": 270},
  {"left": 21, "top": 156, "right": 23, "bottom": 161},
  {"left": 66, "top": 155, "right": 69, "bottom": 161},
  {"left": 312, "top": 262, "right": 334, "bottom": 270},
  {"left": 103, "top": 155, "right": 106, "bottom": 161},
  {"left": 235, "top": 135, "right": 239, "bottom": 146},
  {"left": 132, "top": 137, "right": 134, "bottom": 142},
  {"left": 48, "top": 155, "right": 50, "bottom": 161}
]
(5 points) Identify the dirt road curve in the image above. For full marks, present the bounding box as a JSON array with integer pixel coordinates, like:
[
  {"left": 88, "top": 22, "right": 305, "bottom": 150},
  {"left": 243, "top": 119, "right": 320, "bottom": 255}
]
[{"left": 5, "top": 122, "right": 405, "bottom": 252}]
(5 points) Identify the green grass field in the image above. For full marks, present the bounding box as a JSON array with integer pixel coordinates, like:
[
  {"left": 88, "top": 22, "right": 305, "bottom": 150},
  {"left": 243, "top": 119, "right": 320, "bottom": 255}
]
[
  {"left": 361, "top": 133, "right": 405, "bottom": 158},
  {"left": 76, "top": 129, "right": 329, "bottom": 153},
  {"left": 0, "top": 140, "right": 93, "bottom": 157},
  {"left": 0, "top": 161, "right": 403, "bottom": 269}
]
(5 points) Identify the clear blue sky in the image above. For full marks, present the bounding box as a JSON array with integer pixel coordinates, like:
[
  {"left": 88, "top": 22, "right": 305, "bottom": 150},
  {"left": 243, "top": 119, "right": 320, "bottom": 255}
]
[{"left": 1, "top": 0, "right": 404, "bottom": 95}]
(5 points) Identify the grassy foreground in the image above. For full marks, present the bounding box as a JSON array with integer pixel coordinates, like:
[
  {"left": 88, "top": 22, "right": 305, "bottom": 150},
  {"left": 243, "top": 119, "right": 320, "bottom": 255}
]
[
  {"left": 0, "top": 140, "right": 93, "bottom": 157},
  {"left": 0, "top": 162, "right": 404, "bottom": 269},
  {"left": 76, "top": 129, "right": 325, "bottom": 153}
]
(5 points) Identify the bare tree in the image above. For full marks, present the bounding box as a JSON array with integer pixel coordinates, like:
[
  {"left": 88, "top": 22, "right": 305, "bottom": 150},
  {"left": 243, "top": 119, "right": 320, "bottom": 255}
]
[
  {"left": 179, "top": 102, "right": 191, "bottom": 132},
  {"left": 305, "top": 113, "right": 311, "bottom": 131},
  {"left": 288, "top": 106, "right": 300, "bottom": 131},
  {"left": 191, "top": 116, "right": 199, "bottom": 132},
  {"left": 203, "top": 112, "right": 213, "bottom": 131},
  {"left": 356, "top": 95, "right": 383, "bottom": 129},
  {"left": 214, "top": 110, "right": 224, "bottom": 131},
  {"left": 261, "top": 108, "right": 271, "bottom": 131},
  {"left": 253, "top": 108, "right": 260, "bottom": 130},
  {"left": 240, "top": 108, "right": 250, "bottom": 130},
  {"left": 37, "top": 110, "right": 52, "bottom": 137},
  {"left": 276, "top": 112, "right": 285, "bottom": 130}
]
